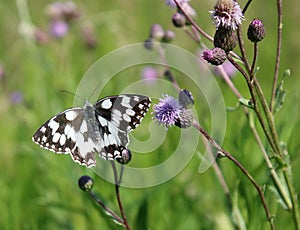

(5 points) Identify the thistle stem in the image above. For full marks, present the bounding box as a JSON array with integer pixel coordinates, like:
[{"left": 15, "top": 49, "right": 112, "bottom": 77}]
[
  {"left": 89, "top": 191, "right": 124, "bottom": 225},
  {"left": 111, "top": 162, "right": 131, "bottom": 230},
  {"left": 193, "top": 122, "right": 274, "bottom": 229},
  {"left": 270, "top": 0, "right": 283, "bottom": 113}
]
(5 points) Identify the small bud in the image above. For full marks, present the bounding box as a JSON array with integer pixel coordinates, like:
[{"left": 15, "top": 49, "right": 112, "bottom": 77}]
[
  {"left": 78, "top": 175, "right": 94, "bottom": 192},
  {"left": 162, "top": 30, "right": 175, "bottom": 43},
  {"left": 116, "top": 149, "right": 132, "bottom": 164},
  {"left": 34, "top": 29, "right": 50, "bottom": 44},
  {"left": 164, "top": 69, "right": 175, "bottom": 82},
  {"left": 144, "top": 38, "right": 155, "bottom": 50},
  {"left": 81, "top": 24, "right": 97, "bottom": 49},
  {"left": 247, "top": 19, "right": 265, "bottom": 43},
  {"left": 179, "top": 89, "right": 194, "bottom": 108},
  {"left": 172, "top": 13, "right": 186, "bottom": 28},
  {"left": 175, "top": 108, "right": 194, "bottom": 128},
  {"left": 202, "top": 47, "right": 227, "bottom": 65},
  {"left": 149, "top": 24, "right": 164, "bottom": 40},
  {"left": 214, "top": 27, "right": 237, "bottom": 52}
]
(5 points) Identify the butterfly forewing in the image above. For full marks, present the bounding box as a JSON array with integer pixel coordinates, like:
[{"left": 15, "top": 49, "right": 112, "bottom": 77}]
[
  {"left": 94, "top": 94, "right": 151, "bottom": 160},
  {"left": 32, "top": 94, "right": 151, "bottom": 167}
]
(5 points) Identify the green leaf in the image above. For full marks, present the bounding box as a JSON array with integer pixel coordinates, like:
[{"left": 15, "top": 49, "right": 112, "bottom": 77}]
[
  {"left": 282, "top": 69, "right": 291, "bottom": 79},
  {"left": 226, "top": 102, "right": 241, "bottom": 112},
  {"left": 274, "top": 80, "right": 286, "bottom": 114},
  {"left": 269, "top": 186, "right": 289, "bottom": 210},
  {"left": 252, "top": 66, "right": 260, "bottom": 76},
  {"left": 231, "top": 188, "right": 247, "bottom": 230},
  {"left": 134, "top": 198, "right": 148, "bottom": 229},
  {"left": 239, "top": 98, "right": 254, "bottom": 109}
]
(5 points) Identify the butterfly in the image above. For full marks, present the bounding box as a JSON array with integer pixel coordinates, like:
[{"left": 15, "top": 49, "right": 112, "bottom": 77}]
[{"left": 32, "top": 94, "right": 151, "bottom": 167}]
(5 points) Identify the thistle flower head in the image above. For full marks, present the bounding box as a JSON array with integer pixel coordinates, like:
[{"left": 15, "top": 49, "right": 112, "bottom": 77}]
[
  {"left": 49, "top": 20, "right": 69, "bottom": 38},
  {"left": 153, "top": 95, "right": 182, "bottom": 127},
  {"left": 210, "top": 0, "right": 244, "bottom": 30}
]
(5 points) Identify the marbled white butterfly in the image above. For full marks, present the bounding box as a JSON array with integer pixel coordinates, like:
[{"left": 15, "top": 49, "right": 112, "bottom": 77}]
[{"left": 32, "top": 94, "right": 151, "bottom": 167}]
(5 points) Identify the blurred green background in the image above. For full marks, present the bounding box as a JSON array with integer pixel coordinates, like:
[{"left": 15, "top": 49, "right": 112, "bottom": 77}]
[{"left": 0, "top": 0, "right": 299, "bottom": 229}]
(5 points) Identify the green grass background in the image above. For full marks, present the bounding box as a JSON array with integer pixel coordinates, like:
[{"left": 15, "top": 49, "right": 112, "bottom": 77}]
[{"left": 0, "top": 0, "right": 299, "bottom": 229}]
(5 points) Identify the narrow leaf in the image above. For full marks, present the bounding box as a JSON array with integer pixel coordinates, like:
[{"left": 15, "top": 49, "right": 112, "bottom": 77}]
[
  {"left": 239, "top": 98, "right": 254, "bottom": 109},
  {"left": 274, "top": 80, "right": 286, "bottom": 114},
  {"left": 135, "top": 198, "right": 148, "bottom": 229}
]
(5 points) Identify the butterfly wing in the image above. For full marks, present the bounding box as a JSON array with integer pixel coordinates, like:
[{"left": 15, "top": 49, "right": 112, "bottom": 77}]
[
  {"left": 32, "top": 107, "right": 97, "bottom": 167},
  {"left": 94, "top": 94, "right": 151, "bottom": 160}
]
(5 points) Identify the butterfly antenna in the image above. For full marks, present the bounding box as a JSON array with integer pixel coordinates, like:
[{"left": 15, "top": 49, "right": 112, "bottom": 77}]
[
  {"left": 87, "top": 80, "right": 104, "bottom": 101},
  {"left": 60, "top": 89, "right": 85, "bottom": 102}
]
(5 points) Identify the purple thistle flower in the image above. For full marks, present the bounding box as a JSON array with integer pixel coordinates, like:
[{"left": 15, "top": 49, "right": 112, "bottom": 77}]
[
  {"left": 10, "top": 91, "right": 23, "bottom": 104},
  {"left": 153, "top": 95, "right": 182, "bottom": 127},
  {"left": 49, "top": 20, "right": 69, "bottom": 38},
  {"left": 141, "top": 66, "right": 159, "bottom": 83},
  {"left": 210, "top": 0, "right": 244, "bottom": 30}
]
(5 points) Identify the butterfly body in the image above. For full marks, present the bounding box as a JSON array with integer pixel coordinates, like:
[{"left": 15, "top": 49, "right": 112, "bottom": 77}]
[{"left": 32, "top": 94, "right": 151, "bottom": 167}]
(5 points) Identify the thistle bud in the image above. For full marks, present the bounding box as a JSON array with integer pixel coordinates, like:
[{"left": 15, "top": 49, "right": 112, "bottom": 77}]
[
  {"left": 175, "top": 108, "right": 194, "bottom": 128},
  {"left": 162, "top": 30, "right": 175, "bottom": 43},
  {"left": 247, "top": 19, "right": 265, "bottom": 43},
  {"left": 144, "top": 37, "right": 155, "bottom": 50},
  {"left": 116, "top": 149, "right": 132, "bottom": 164},
  {"left": 214, "top": 27, "right": 237, "bottom": 52},
  {"left": 172, "top": 13, "right": 186, "bottom": 28},
  {"left": 179, "top": 89, "right": 194, "bottom": 108},
  {"left": 78, "top": 175, "right": 94, "bottom": 192},
  {"left": 202, "top": 47, "right": 227, "bottom": 66},
  {"left": 150, "top": 24, "right": 164, "bottom": 40}
]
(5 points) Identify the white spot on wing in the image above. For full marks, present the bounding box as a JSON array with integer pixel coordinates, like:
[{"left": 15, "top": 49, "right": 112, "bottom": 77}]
[
  {"left": 121, "top": 96, "right": 131, "bottom": 108},
  {"left": 80, "top": 120, "right": 88, "bottom": 133},
  {"left": 52, "top": 133, "right": 60, "bottom": 143},
  {"left": 101, "top": 99, "right": 112, "bottom": 109},
  {"left": 48, "top": 119, "right": 59, "bottom": 135},
  {"left": 40, "top": 126, "right": 46, "bottom": 133},
  {"left": 123, "top": 113, "right": 131, "bottom": 122},
  {"left": 42, "top": 136, "right": 47, "bottom": 143},
  {"left": 98, "top": 116, "right": 107, "bottom": 126},
  {"left": 65, "top": 110, "right": 77, "bottom": 121},
  {"left": 126, "top": 108, "right": 135, "bottom": 116},
  {"left": 60, "top": 134, "right": 66, "bottom": 145}
]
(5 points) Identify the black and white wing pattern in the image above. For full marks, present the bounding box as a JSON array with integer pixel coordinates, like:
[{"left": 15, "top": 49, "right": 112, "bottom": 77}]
[{"left": 32, "top": 94, "right": 151, "bottom": 167}]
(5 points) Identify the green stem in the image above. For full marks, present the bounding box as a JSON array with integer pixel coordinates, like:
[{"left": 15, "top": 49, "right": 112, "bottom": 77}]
[
  {"left": 249, "top": 113, "right": 292, "bottom": 210},
  {"left": 252, "top": 79, "right": 282, "bottom": 156},
  {"left": 111, "top": 162, "right": 131, "bottom": 230},
  {"left": 193, "top": 122, "right": 275, "bottom": 230},
  {"left": 283, "top": 169, "right": 300, "bottom": 229},
  {"left": 227, "top": 55, "right": 278, "bottom": 153},
  {"left": 270, "top": 0, "right": 283, "bottom": 113}
]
